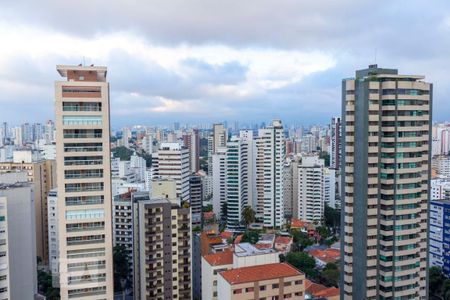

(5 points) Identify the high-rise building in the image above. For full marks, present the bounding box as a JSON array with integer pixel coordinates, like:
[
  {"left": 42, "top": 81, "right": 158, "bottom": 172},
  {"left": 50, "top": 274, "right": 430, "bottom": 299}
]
[
  {"left": 154, "top": 142, "right": 190, "bottom": 202},
  {"left": 0, "top": 172, "right": 38, "bottom": 299},
  {"left": 183, "top": 128, "right": 200, "bottom": 172},
  {"left": 190, "top": 173, "right": 203, "bottom": 227},
  {"left": 0, "top": 158, "right": 56, "bottom": 265},
  {"left": 55, "top": 65, "right": 114, "bottom": 299},
  {"left": 432, "top": 155, "right": 450, "bottom": 177},
  {"left": 255, "top": 120, "right": 285, "bottom": 228},
  {"left": 297, "top": 155, "right": 325, "bottom": 223},
  {"left": 329, "top": 116, "right": 341, "bottom": 169},
  {"left": 341, "top": 65, "right": 431, "bottom": 299},
  {"left": 133, "top": 179, "right": 191, "bottom": 299},
  {"left": 429, "top": 199, "right": 450, "bottom": 278}
]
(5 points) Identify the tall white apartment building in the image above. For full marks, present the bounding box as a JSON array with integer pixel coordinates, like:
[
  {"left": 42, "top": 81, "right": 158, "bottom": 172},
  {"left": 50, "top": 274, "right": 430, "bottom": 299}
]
[
  {"left": 212, "top": 147, "right": 227, "bottom": 219},
  {"left": 432, "top": 155, "right": 450, "bottom": 177},
  {"left": 55, "top": 65, "right": 114, "bottom": 299},
  {"left": 141, "top": 134, "right": 154, "bottom": 154},
  {"left": 329, "top": 116, "right": 341, "bottom": 169},
  {"left": 256, "top": 120, "right": 285, "bottom": 228},
  {"left": 324, "top": 167, "right": 337, "bottom": 209},
  {"left": 298, "top": 155, "right": 325, "bottom": 223},
  {"left": 154, "top": 142, "right": 190, "bottom": 202},
  {"left": 130, "top": 152, "right": 146, "bottom": 182},
  {"left": 48, "top": 189, "right": 59, "bottom": 287}
]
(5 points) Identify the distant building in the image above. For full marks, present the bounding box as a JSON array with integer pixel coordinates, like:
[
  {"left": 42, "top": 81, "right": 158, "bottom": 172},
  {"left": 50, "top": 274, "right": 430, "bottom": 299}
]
[
  {"left": 190, "top": 173, "right": 203, "bottom": 227},
  {"left": 298, "top": 155, "right": 325, "bottom": 223},
  {"left": 430, "top": 199, "right": 450, "bottom": 277}
]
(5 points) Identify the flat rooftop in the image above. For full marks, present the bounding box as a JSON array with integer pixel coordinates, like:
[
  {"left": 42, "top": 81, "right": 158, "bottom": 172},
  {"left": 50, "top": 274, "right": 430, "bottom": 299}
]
[
  {"left": 234, "top": 242, "right": 276, "bottom": 257},
  {"left": 56, "top": 65, "right": 107, "bottom": 78}
]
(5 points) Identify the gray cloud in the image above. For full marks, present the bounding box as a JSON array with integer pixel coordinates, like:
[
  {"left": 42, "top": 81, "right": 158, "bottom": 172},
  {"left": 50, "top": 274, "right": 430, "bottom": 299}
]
[{"left": 0, "top": 1, "right": 449, "bottom": 127}]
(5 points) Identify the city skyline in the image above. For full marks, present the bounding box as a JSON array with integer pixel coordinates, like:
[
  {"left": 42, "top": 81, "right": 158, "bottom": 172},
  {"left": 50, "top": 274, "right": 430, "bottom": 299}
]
[{"left": 1, "top": 1, "right": 450, "bottom": 126}]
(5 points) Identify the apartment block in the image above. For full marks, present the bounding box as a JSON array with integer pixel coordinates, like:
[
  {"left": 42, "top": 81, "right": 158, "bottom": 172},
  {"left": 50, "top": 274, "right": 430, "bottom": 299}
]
[
  {"left": 0, "top": 158, "right": 56, "bottom": 265},
  {"left": 256, "top": 120, "right": 285, "bottom": 228},
  {"left": 341, "top": 65, "right": 431, "bottom": 299},
  {"left": 0, "top": 172, "right": 37, "bottom": 299},
  {"left": 298, "top": 155, "right": 325, "bottom": 223},
  {"left": 429, "top": 199, "right": 450, "bottom": 277},
  {"left": 55, "top": 65, "right": 114, "bottom": 299},
  {"left": 217, "top": 263, "right": 305, "bottom": 300},
  {"left": 134, "top": 179, "right": 191, "bottom": 299}
]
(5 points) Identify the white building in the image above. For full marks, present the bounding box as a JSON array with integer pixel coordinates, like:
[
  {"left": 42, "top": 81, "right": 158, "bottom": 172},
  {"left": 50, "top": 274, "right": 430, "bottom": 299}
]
[
  {"left": 130, "top": 152, "right": 146, "bottom": 182},
  {"left": 212, "top": 148, "right": 227, "bottom": 218},
  {"left": 47, "top": 189, "right": 59, "bottom": 287},
  {"left": 0, "top": 172, "right": 37, "bottom": 300},
  {"left": 201, "top": 243, "right": 279, "bottom": 300},
  {"left": 298, "top": 155, "right": 325, "bottom": 223},
  {"left": 154, "top": 143, "right": 190, "bottom": 202},
  {"left": 431, "top": 178, "right": 450, "bottom": 200},
  {"left": 433, "top": 155, "right": 450, "bottom": 177},
  {"left": 324, "top": 168, "right": 337, "bottom": 209},
  {"left": 255, "top": 120, "right": 285, "bottom": 228}
]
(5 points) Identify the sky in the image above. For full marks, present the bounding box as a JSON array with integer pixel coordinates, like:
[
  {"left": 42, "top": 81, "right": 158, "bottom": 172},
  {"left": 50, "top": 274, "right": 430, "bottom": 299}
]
[{"left": 0, "top": 0, "right": 449, "bottom": 127}]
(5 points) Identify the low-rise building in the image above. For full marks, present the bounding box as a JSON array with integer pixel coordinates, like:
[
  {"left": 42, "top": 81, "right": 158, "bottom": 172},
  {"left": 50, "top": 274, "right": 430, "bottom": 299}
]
[
  {"left": 217, "top": 263, "right": 305, "bottom": 300},
  {"left": 275, "top": 236, "right": 293, "bottom": 254}
]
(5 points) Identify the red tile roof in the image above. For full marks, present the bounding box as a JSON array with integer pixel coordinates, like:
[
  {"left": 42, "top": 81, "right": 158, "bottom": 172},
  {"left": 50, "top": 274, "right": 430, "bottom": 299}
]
[
  {"left": 275, "top": 236, "right": 293, "bottom": 245},
  {"left": 203, "top": 211, "right": 215, "bottom": 220},
  {"left": 315, "top": 287, "right": 340, "bottom": 298},
  {"left": 305, "top": 279, "right": 328, "bottom": 295},
  {"left": 308, "top": 249, "right": 340, "bottom": 263},
  {"left": 234, "top": 234, "right": 243, "bottom": 244},
  {"left": 291, "top": 218, "right": 308, "bottom": 228},
  {"left": 254, "top": 243, "right": 273, "bottom": 249},
  {"left": 221, "top": 231, "right": 233, "bottom": 239},
  {"left": 203, "top": 250, "right": 233, "bottom": 266},
  {"left": 219, "top": 263, "right": 303, "bottom": 285}
]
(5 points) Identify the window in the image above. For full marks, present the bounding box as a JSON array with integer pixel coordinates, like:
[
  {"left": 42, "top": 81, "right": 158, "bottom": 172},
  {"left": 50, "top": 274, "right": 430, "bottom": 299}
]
[
  {"left": 294, "top": 280, "right": 303, "bottom": 285},
  {"left": 246, "top": 287, "right": 254, "bottom": 292},
  {"left": 259, "top": 285, "right": 266, "bottom": 291},
  {"left": 233, "top": 289, "right": 242, "bottom": 294},
  {"left": 284, "top": 294, "right": 292, "bottom": 299},
  {"left": 272, "top": 284, "right": 279, "bottom": 289},
  {"left": 63, "top": 116, "right": 102, "bottom": 126},
  {"left": 284, "top": 281, "right": 291, "bottom": 287}
]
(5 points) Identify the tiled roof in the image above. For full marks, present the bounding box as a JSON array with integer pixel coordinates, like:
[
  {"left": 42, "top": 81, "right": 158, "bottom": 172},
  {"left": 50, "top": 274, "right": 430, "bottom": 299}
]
[
  {"left": 308, "top": 248, "right": 340, "bottom": 263},
  {"left": 275, "top": 236, "right": 293, "bottom": 245},
  {"left": 234, "top": 234, "right": 243, "bottom": 244},
  {"left": 315, "top": 287, "right": 340, "bottom": 298},
  {"left": 220, "top": 231, "right": 233, "bottom": 239},
  {"left": 291, "top": 218, "right": 308, "bottom": 228},
  {"left": 219, "top": 263, "right": 303, "bottom": 285},
  {"left": 254, "top": 243, "right": 273, "bottom": 249},
  {"left": 203, "top": 250, "right": 233, "bottom": 266},
  {"left": 305, "top": 279, "right": 328, "bottom": 295},
  {"left": 203, "top": 211, "right": 215, "bottom": 220}
]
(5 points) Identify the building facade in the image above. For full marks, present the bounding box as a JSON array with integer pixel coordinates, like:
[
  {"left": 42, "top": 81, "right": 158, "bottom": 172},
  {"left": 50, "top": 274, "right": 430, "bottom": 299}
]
[
  {"left": 429, "top": 199, "right": 450, "bottom": 277},
  {"left": 341, "top": 65, "right": 431, "bottom": 299},
  {"left": 55, "top": 65, "right": 114, "bottom": 299}
]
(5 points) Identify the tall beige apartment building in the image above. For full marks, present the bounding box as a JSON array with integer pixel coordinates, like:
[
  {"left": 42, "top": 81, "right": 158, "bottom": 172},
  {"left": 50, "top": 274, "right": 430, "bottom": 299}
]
[
  {"left": 0, "top": 159, "right": 56, "bottom": 265},
  {"left": 341, "top": 65, "right": 431, "bottom": 299},
  {"left": 55, "top": 65, "right": 114, "bottom": 299}
]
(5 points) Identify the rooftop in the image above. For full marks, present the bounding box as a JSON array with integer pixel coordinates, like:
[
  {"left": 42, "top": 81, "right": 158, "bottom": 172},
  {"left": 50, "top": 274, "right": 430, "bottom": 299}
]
[
  {"left": 234, "top": 242, "right": 277, "bottom": 257},
  {"left": 203, "top": 250, "right": 233, "bottom": 266},
  {"left": 275, "top": 236, "right": 293, "bottom": 245},
  {"left": 57, "top": 64, "right": 107, "bottom": 78},
  {"left": 219, "top": 263, "right": 302, "bottom": 285},
  {"left": 315, "top": 287, "right": 340, "bottom": 298},
  {"left": 308, "top": 248, "right": 340, "bottom": 263}
]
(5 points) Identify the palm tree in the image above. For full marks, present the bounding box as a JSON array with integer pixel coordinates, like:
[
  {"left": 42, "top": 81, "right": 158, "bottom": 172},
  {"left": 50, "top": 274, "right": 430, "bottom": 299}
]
[{"left": 242, "top": 206, "right": 256, "bottom": 228}]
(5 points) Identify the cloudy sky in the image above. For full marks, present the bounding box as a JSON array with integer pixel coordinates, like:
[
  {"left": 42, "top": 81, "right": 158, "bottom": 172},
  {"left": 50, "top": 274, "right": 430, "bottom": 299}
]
[{"left": 0, "top": 1, "right": 449, "bottom": 127}]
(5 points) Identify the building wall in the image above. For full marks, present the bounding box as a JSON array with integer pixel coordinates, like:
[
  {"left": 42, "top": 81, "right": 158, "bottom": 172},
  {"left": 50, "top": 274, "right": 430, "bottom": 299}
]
[
  {"left": 55, "top": 66, "right": 114, "bottom": 299},
  {"left": 341, "top": 65, "right": 431, "bottom": 299}
]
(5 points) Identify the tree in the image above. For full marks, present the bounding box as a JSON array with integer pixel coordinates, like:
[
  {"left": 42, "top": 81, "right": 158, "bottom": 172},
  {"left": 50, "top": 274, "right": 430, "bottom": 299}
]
[
  {"left": 291, "top": 229, "right": 314, "bottom": 251},
  {"left": 241, "top": 230, "right": 259, "bottom": 244},
  {"left": 316, "top": 226, "right": 330, "bottom": 240},
  {"left": 286, "top": 252, "right": 318, "bottom": 279},
  {"left": 430, "top": 266, "right": 444, "bottom": 294},
  {"left": 112, "top": 146, "right": 134, "bottom": 160},
  {"left": 202, "top": 204, "right": 213, "bottom": 212},
  {"left": 320, "top": 262, "right": 340, "bottom": 287},
  {"left": 37, "top": 269, "right": 60, "bottom": 299},
  {"left": 114, "top": 245, "right": 131, "bottom": 292},
  {"left": 241, "top": 206, "right": 256, "bottom": 227},
  {"left": 324, "top": 204, "right": 340, "bottom": 231},
  {"left": 319, "top": 151, "right": 330, "bottom": 167}
]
